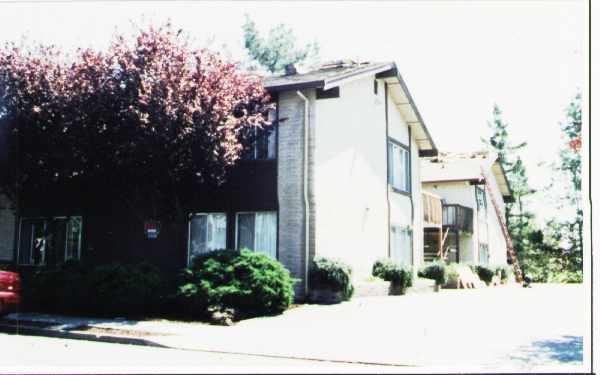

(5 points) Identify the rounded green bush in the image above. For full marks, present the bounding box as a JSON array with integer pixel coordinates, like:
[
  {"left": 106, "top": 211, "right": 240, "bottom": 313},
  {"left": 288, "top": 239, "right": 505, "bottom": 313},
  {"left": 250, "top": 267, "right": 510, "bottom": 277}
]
[
  {"left": 417, "top": 261, "right": 448, "bottom": 286},
  {"left": 372, "top": 258, "right": 413, "bottom": 290},
  {"left": 179, "top": 249, "right": 296, "bottom": 319},
  {"left": 474, "top": 265, "right": 495, "bottom": 285},
  {"left": 309, "top": 257, "right": 354, "bottom": 301}
]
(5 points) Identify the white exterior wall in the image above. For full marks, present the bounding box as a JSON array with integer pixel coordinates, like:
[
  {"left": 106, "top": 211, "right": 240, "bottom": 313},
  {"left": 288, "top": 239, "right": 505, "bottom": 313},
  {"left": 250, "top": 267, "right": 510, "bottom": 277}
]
[
  {"left": 313, "top": 77, "right": 388, "bottom": 279},
  {"left": 387, "top": 88, "right": 424, "bottom": 269},
  {"left": 312, "top": 76, "right": 424, "bottom": 279}
]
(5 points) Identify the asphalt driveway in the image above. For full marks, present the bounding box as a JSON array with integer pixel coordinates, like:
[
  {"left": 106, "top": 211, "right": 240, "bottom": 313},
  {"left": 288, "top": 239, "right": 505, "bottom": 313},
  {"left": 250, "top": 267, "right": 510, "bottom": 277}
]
[
  {"left": 4, "top": 283, "right": 588, "bottom": 372},
  {"left": 149, "top": 283, "right": 586, "bottom": 371}
]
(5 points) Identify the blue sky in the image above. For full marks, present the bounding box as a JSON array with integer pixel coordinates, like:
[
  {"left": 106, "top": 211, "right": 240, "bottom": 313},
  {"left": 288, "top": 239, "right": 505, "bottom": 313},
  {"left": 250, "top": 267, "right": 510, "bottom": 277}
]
[{"left": 0, "top": 0, "right": 586, "bottom": 225}]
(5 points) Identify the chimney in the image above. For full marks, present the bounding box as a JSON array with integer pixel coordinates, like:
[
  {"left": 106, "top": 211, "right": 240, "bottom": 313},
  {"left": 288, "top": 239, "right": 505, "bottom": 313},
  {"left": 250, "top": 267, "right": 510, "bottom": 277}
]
[{"left": 284, "top": 64, "right": 297, "bottom": 76}]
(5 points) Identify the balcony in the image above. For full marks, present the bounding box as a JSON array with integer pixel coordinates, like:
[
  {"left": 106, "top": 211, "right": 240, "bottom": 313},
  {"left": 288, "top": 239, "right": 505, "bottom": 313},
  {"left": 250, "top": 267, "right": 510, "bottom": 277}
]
[{"left": 442, "top": 204, "right": 473, "bottom": 233}]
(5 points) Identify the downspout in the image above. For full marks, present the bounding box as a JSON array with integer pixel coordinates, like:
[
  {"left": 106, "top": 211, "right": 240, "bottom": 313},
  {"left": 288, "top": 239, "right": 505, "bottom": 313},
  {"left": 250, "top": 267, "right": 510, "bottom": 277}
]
[
  {"left": 408, "top": 126, "right": 414, "bottom": 222},
  {"left": 408, "top": 125, "right": 415, "bottom": 265},
  {"left": 384, "top": 82, "right": 391, "bottom": 257},
  {"left": 296, "top": 90, "right": 310, "bottom": 296}
]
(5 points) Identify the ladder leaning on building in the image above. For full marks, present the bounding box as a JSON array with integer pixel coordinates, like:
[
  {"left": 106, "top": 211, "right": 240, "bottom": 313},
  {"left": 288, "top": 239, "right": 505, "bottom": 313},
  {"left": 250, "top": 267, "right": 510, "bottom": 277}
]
[{"left": 480, "top": 168, "right": 523, "bottom": 282}]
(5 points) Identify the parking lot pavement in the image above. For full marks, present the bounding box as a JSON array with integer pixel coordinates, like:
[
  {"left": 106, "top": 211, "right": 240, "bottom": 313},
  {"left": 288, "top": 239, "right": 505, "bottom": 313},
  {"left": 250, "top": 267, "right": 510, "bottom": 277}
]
[
  {"left": 151, "top": 284, "right": 588, "bottom": 370},
  {"left": 4, "top": 283, "right": 589, "bottom": 372}
]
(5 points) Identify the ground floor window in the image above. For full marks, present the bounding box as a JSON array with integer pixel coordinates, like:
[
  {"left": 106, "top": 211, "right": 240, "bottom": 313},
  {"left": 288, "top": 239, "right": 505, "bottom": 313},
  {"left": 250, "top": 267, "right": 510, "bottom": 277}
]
[
  {"left": 188, "top": 213, "right": 227, "bottom": 264},
  {"left": 391, "top": 226, "right": 413, "bottom": 266},
  {"left": 236, "top": 211, "right": 277, "bottom": 258},
  {"left": 479, "top": 243, "right": 489, "bottom": 265},
  {"left": 18, "top": 216, "right": 82, "bottom": 266}
]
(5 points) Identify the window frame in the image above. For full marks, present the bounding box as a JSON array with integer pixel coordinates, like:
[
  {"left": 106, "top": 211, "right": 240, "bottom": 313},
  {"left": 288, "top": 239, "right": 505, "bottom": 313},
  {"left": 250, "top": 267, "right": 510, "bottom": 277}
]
[
  {"left": 187, "top": 212, "right": 228, "bottom": 266},
  {"left": 390, "top": 225, "right": 413, "bottom": 266},
  {"left": 241, "top": 109, "right": 277, "bottom": 161},
  {"left": 17, "top": 215, "right": 83, "bottom": 266},
  {"left": 479, "top": 243, "right": 490, "bottom": 266},
  {"left": 388, "top": 138, "right": 411, "bottom": 195},
  {"left": 234, "top": 211, "right": 278, "bottom": 259}
]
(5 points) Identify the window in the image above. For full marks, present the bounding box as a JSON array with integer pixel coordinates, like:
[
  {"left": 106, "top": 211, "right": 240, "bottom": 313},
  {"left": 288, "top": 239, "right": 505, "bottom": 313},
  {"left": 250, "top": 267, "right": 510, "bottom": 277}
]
[
  {"left": 188, "top": 213, "right": 227, "bottom": 264},
  {"left": 388, "top": 141, "right": 411, "bottom": 193},
  {"left": 18, "top": 216, "right": 82, "bottom": 266},
  {"left": 242, "top": 110, "right": 276, "bottom": 160},
  {"left": 236, "top": 211, "right": 277, "bottom": 258},
  {"left": 391, "top": 226, "right": 412, "bottom": 266},
  {"left": 374, "top": 80, "right": 378, "bottom": 95},
  {"left": 476, "top": 186, "right": 488, "bottom": 243},
  {"left": 476, "top": 186, "right": 487, "bottom": 211},
  {"left": 479, "top": 243, "right": 489, "bottom": 266}
]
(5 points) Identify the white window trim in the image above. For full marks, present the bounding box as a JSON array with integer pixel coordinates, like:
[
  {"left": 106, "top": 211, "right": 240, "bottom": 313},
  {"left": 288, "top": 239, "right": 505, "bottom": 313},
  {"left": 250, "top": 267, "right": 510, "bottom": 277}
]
[
  {"left": 234, "top": 211, "right": 277, "bottom": 258},
  {"left": 388, "top": 140, "right": 411, "bottom": 194},
  {"left": 187, "top": 212, "right": 227, "bottom": 267}
]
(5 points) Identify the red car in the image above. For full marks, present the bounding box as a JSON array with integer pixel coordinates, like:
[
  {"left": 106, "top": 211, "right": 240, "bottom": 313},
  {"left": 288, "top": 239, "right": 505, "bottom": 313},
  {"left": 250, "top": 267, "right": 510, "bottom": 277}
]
[{"left": 0, "top": 271, "right": 21, "bottom": 316}]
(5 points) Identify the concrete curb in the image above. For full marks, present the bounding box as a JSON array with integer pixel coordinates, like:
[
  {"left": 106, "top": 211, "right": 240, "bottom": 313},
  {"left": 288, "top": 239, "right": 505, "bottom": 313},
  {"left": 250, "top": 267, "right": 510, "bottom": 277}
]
[{"left": 0, "top": 323, "right": 169, "bottom": 348}]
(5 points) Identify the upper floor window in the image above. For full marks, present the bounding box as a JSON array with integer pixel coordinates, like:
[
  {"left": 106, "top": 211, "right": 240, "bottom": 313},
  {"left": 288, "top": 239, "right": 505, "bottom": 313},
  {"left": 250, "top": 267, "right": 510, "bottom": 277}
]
[
  {"left": 242, "top": 110, "right": 276, "bottom": 160},
  {"left": 18, "top": 216, "right": 82, "bottom": 266},
  {"left": 476, "top": 186, "right": 487, "bottom": 215},
  {"left": 388, "top": 140, "right": 411, "bottom": 193}
]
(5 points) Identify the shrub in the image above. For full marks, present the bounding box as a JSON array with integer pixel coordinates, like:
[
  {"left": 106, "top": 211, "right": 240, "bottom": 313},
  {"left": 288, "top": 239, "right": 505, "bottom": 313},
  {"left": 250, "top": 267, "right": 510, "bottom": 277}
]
[
  {"left": 0, "top": 263, "right": 12, "bottom": 271},
  {"left": 418, "top": 261, "right": 448, "bottom": 286},
  {"left": 309, "top": 257, "right": 354, "bottom": 301},
  {"left": 22, "top": 260, "right": 165, "bottom": 317},
  {"left": 493, "top": 264, "right": 514, "bottom": 283},
  {"left": 473, "top": 265, "right": 495, "bottom": 285},
  {"left": 85, "top": 262, "right": 164, "bottom": 316},
  {"left": 372, "top": 258, "right": 413, "bottom": 291},
  {"left": 178, "top": 249, "right": 296, "bottom": 319},
  {"left": 446, "top": 263, "right": 462, "bottom": 284}
]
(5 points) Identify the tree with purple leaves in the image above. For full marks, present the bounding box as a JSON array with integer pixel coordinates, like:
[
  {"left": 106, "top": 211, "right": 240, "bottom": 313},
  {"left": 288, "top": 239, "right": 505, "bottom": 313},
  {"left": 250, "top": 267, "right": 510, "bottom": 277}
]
[{"left": 0, "top": 23, "right": 273, "bottom": 245}]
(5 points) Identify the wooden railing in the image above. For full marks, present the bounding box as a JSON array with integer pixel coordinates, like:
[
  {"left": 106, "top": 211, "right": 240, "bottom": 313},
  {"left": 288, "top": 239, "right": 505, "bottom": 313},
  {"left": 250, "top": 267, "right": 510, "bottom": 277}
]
[
  {"left": 422, "top": 191, "right": 443, "bottom": 227},
  {"left": 442, "top": 204, "right": 473, "bottom": 233}
]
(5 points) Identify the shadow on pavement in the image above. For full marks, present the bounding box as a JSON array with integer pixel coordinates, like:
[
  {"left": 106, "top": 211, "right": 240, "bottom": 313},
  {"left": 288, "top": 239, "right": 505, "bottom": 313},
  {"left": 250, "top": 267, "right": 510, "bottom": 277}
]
[{"left": 509, "top": 335, "right": 583, "bottom": 365}]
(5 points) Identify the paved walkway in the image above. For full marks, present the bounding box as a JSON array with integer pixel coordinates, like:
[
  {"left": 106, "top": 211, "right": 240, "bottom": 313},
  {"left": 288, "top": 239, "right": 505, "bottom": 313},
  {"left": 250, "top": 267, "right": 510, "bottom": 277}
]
[{"left": 4, "top": 283, "right": 588, "bottom": 371}]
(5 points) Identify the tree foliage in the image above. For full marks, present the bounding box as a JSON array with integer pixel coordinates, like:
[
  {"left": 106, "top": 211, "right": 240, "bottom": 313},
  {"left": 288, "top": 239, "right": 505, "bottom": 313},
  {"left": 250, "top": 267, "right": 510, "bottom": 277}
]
[
  {"left": 482, "top": 100, "right": 583, "bottom": 283},
  {"left": 0, "top": 23, "right": 273, "bottom": 222},
  {"left": 242, "top": 14, "right": 319, "bottom": 74},
  {"left": 482, "top": 104, "right": 534, "bottom": 265}
]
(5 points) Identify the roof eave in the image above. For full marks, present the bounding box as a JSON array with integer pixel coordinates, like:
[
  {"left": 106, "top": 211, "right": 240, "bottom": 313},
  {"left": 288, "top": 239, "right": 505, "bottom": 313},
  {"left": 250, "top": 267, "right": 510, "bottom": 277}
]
[
  {"left": 376, "top": 65, "right": 438, "bottom": 154},
  {"left": 265, "top": 80, "right": 325, "bottom": 92}
]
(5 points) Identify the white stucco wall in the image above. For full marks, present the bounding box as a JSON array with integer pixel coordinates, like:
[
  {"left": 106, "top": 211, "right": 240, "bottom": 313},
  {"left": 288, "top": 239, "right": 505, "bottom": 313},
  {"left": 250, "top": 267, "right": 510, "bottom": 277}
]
[
  {"left": 313, "top": 76, "right": 424, "bottom": 279},
  {"left": 387, "top": 96, "right": 424, "bottom": 269}
]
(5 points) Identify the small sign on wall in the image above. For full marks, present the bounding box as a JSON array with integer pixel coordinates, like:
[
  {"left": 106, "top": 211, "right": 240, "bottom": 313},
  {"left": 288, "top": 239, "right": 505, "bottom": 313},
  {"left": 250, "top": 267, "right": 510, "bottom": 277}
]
[{"left": 144, "top": 220, "right": 160, "bottom": 239}]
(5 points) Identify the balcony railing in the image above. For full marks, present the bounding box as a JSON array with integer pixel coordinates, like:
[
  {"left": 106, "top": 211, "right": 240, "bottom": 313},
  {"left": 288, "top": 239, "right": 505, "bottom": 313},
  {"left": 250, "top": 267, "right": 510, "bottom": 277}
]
[
  {"left": 422, "top": 192, "right": 443, "bottom": 227},
  {"left": 442, "top": 204, "right": 473, "bottom": 233}
]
